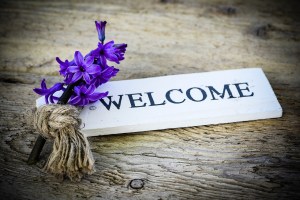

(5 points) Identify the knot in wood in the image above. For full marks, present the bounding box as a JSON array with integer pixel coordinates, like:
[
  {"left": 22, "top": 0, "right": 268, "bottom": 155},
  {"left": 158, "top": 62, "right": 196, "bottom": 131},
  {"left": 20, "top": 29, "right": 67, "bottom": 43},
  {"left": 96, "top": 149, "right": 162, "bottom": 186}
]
[
  {"left": 253, "top": 23, "right": 274, "bottom": 39},
  {"left": 218, "top": 5, "right": 237, "bottom": 16},
  {"left": 129, "top": 179, "right": 144, "bottom": 189}
]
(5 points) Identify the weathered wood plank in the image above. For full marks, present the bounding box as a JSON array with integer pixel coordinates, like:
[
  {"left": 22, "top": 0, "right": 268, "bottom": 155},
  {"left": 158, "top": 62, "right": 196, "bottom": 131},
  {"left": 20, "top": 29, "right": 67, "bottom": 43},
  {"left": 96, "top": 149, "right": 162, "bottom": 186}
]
[{"left": 0, "top": 0, "right": 299, "bottom": 199}]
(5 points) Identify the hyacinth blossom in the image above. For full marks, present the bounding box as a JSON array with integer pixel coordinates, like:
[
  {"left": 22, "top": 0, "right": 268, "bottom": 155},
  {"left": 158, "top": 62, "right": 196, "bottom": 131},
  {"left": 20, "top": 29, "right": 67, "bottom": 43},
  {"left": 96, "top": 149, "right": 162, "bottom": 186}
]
[
  {"left": 95, "top": 21, "right": 106, "bottom": 43},
  {"left": 33, "top": 79, "right": 64, "bottom": 104},
  {"left": 89, "top": 41, "right": 127, "bottom": 66},
  {"left": 67, "top": 51, "right": 100, "bottom": 84},
  {"left": 69, "top": 85, "right": 109, "bottom": 106},
  {"left": 34, "top": 20, "right": 127, "bottom": 106}
]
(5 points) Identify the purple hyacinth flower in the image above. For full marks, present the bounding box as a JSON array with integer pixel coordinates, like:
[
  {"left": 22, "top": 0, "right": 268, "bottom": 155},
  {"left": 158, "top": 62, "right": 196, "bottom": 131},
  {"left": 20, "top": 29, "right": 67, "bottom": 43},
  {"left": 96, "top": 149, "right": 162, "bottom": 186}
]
[
  {"left": 113, "top": 43, "right": 127, "bottom": 61},
  {"left": 95, "top": 21, "right": 107, "bottom": 43},
  {"left": 91, "top": 65, "right": 119, "bottom": 87},
  {"left": 69, "top": 84, "right": 108, "bottom": 106},
  {"left": 56, "top": 57, "right": 71, "bottom": 76},
  {"left": 90, "top": 41, "right": 127, "bottom": 66},
  {"left": 56, "top": 57, "right": 75, "bottom": 83},
  {"left": 33, "top": 79, "right": 64, "bottom": 104},
  {"left": 67, "top": 51, "right": 101, "bottom": 84}
]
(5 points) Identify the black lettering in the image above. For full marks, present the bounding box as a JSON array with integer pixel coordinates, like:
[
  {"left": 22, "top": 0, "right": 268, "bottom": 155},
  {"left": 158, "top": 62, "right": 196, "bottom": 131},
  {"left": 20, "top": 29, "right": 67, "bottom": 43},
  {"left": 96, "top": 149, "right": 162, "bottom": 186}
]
[
  {"left": 166, "top": 89, "right": 186, "bottom": 104},
  {"left": 234, "top": 82, "right": 254, "bottom": 97},
  {"left": 126, "top": 93, "right": 147, "bottom": 108},
  {"left": 186, "top": 87, "right": 207, "bottom": 102},
  {"left": 145, "top": 92, "right": 166, "bottom": 106},
  {"left": 99, "top": 95, "right": 123, "bottom": 110},
  {"left": 207, "top": 84, "right": 236, "bottom": 100}
]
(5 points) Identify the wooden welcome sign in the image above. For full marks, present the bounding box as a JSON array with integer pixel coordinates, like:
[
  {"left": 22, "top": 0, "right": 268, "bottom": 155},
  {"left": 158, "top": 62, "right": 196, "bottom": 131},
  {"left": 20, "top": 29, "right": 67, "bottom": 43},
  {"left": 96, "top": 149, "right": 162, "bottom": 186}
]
[{"left": 37, "top": 68, "right": 282, "bottom": 136}]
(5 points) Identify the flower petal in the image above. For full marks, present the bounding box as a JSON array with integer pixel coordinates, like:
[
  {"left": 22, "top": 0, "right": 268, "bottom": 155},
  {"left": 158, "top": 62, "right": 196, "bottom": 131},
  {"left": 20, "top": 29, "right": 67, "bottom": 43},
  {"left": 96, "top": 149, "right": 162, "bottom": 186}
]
[
  {"left": 44, "top": 94, "right": 49, "bottom": 104},
  {"left": 71, "top": 71, "right": 83, "bottom": 83},
  {"left": 97, "top": 42, "right": 104, "bottom": 49},
  {"left": 74, "top": 51, "right": 84, "bottom": 66},
  {"left": 68, "top": 65, "right": 79, "bottom": 73},
  {"left": 85, "top": 84, "right": 96, "bottom": 95},
  {"left": 88, "top": 91, "right": 108, "bottom": 101},
  {"left": 56, "top": 57, "right": 64, "bottom": 65},
  {"left": 64, "top": 74, "right": 73, "bottom": 85},
  {"left": 85, "top": 56, "right": 94, "bottom": 66},
  {"left": 81, "top": 98, "right": 88, "bottom": 106},
  {"left": 83, "top": 72, "right": 91, "bottom": 84},
  {"left": 112, "top": 68, "right": 119, "bottom": 76},
  {"left": 95, "top": 21, "right": 106, "bottom": 43},
  {"left": 69, "top": 96, "right": 82, "bottom": 105},
  {"left": 79, "top": 85, "right": 87, "bottom": 94},
  {"left": 49, "top": 95, "right": 56, "bottom": 104},
  {"left": 114, "top": 43, "right": 127, "bottom": 51},
  {"left": 41, "top": 79, "right": 47, "bottom": 89},
  {"left": 69, "top": 60, "right": 75, "bottom": 66},
  {"left": 33, "top": 88, "right": 48, "bottom": 95},
  {"left": 97, "top": 55, "right": 105, "bottom": 67},
  {"left": 74, "top": 86, "right": 81, "bottom": 96},
  {"left": 104, "top": 51, "right": 119, "bottom": 63},
  {"left": 104, "top": 40, "right": 114, "bottom": 48},
  {"left": 86, "top": 64, "right": 101, "bottom": 74},
  {"left": 49, "top": 83, "right": 64, "bottom": 93},
  {"left": 52, "top": 96, "right": 60, "bottom": 101}
]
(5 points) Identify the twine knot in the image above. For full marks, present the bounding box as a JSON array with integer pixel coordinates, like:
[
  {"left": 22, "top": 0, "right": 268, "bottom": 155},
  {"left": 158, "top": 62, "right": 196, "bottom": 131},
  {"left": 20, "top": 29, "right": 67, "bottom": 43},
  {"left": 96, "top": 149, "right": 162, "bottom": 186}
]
[
  {"left": 33, "top": 104, "right": 81, "bottom": 138},
  {"left": 32, "top": 104, "right": 95, "bottom": 181}
]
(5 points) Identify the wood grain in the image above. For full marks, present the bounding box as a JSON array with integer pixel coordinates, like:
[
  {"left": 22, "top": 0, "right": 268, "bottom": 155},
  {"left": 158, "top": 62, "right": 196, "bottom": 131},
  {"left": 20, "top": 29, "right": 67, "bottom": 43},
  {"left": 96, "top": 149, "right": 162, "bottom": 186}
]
[{"left": 0, "top": 0, "right": 299, "bottom": 199}]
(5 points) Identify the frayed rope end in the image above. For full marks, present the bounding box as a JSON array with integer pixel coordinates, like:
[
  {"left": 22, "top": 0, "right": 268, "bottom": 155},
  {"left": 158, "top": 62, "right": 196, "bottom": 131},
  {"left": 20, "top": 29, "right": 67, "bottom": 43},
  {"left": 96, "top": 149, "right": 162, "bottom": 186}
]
[{"left": 32, "top": 104, "right": 95, "bottom": 181}]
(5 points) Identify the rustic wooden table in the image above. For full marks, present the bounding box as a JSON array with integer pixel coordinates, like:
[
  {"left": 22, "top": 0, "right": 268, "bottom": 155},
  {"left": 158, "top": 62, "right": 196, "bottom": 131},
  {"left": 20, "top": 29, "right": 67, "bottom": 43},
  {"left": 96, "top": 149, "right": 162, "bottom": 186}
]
[{"left": 0, "top": 0, "right": 299, "bottom": 199}]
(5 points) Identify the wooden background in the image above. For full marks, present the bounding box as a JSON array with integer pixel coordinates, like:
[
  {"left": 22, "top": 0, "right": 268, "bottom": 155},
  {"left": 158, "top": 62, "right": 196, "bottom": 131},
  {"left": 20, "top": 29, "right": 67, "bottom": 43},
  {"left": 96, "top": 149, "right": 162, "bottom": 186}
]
[{"left": 0, "top": 0, "right": 299, "bottom": 199}]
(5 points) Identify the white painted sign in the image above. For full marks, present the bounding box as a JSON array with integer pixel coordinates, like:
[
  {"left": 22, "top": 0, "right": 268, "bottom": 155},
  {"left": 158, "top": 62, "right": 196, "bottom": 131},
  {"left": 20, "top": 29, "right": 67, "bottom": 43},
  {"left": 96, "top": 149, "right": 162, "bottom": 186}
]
[{"left": 37, "top": 68, "right": 282, "bottom": 136}]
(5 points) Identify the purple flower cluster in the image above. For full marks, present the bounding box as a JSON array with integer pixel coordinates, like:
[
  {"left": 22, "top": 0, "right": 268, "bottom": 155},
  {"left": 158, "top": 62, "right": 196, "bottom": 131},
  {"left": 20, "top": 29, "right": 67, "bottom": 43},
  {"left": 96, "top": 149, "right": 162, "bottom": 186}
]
[{"left": 34, "top": 21, "right": 127, "bottom": 106}]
